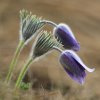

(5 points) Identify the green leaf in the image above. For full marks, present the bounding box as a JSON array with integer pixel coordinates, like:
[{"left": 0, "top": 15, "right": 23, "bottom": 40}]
[{"left": 20, "top": 81, "right": 31, "bottom": 90}]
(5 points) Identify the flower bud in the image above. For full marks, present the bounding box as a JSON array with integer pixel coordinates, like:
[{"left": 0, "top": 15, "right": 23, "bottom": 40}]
[
  {"left": 20, "top": 9, "right": 45, "bottom": 43},
  {"left": 32, "top": 31, "right": 60, "bottom": 58}
]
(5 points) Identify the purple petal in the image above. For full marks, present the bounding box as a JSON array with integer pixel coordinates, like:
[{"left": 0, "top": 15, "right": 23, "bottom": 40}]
[
  {"left": 65, "top": 50, "right": 95, "bottom": 72},
  {"left": 64, "top": 67, "right": 85, "bottom": 84},
  {"left": 60, "top": 50, "right": 87, "bottom": 84},
  {"left": 53, "top": 23, "right": 80, "bottom": 51}
]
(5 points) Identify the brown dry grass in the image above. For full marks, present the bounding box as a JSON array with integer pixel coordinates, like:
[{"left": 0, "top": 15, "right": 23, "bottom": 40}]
[{"left": 0, "top": 0, "right": 100, "bottom": 100}]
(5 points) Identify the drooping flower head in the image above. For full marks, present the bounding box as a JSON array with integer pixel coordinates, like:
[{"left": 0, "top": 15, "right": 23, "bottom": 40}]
[
  {"left": 32, "top": 31, "right": 60, "bottom": 58},
  {"left": 53, "top": 23, "right": 80, "bottom": 51},
  {"left": 20, "top": 9, "right": 45, "bottom": 44},
  {"left": 59, "top": 50, "right": 95, "bottom": 84}
]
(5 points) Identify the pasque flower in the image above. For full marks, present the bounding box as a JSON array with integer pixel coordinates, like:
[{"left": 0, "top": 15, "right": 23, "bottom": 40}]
[
  {"left": 53, "top": 23, "right": 80, "bottom": 51},
  {"left": 36, "top": 20, "right": 80, "bottom": 51},
  {"left": 59, "top": 50, "right": 95, "bottom": 84}
]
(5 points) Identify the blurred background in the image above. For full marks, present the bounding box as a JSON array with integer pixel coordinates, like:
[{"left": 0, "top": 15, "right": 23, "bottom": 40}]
[{"left": 0, "top": 0, "right": 100, "bottom": 100}]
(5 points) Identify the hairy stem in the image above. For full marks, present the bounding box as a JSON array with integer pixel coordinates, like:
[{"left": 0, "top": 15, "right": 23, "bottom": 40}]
[
  {"left": 40, "top": 20, "right": 57, "bottom": 27},
  {"left": 5, "top": 40, "right": 24, "bottom": 84},
  {"left": 15, "top": 57, "right": 34, "bottom": 89},
  {"left": 53, "top": 46, "right": 63, "bottom": 53}
]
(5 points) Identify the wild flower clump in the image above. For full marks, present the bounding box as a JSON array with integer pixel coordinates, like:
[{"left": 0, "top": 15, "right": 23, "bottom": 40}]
[
  {"left": 4, "top": 9, "right": 95, "bottom": 90},
  {"left": 5, "top": 9, "right": 45, "bottom": 84}
]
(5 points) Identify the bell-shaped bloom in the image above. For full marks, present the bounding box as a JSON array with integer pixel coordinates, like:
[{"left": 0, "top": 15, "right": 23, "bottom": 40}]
[
  {"left": 59, "top": 50, "right": 95, "bottom": 84},
  {"left": 53, "top": 23, "right": 80, "bottom": 51}
]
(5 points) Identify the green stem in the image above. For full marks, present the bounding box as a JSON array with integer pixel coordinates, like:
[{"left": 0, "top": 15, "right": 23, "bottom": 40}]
[
  {"left": 15, "top": 57, "right": 33, "bottom": 89},
  {"left": 5, "top": 40, "right": 24, "bottom": 84}
]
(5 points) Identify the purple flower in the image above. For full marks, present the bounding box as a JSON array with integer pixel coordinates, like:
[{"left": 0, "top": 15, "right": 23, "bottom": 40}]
[
  {"left": 53, "top": 23, "right": 80, "bottom": 51},
  {"left": 60, "top": 50, "right": 95, "bottom": 84}
]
